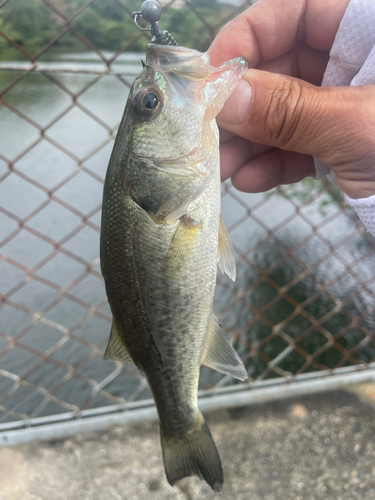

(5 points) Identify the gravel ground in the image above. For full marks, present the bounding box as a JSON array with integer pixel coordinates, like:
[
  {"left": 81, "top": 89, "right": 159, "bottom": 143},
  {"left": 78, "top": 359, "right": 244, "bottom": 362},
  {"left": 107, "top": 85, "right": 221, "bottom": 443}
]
[{"left": 2, "top": 386, "right": 375, "bottom": 500}]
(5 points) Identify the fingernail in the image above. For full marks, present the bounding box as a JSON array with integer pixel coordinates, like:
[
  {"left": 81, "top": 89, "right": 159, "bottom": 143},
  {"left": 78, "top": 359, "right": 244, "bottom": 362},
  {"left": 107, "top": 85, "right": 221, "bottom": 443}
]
[{"left": 217, "top": 78, "right": 252, "bottom": 125}]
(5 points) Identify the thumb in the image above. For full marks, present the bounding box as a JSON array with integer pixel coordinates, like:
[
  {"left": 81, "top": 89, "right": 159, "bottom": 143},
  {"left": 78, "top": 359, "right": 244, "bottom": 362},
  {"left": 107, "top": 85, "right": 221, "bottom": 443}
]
[{"left": 218, "top": 69, "right": 368, "bottom": 164}]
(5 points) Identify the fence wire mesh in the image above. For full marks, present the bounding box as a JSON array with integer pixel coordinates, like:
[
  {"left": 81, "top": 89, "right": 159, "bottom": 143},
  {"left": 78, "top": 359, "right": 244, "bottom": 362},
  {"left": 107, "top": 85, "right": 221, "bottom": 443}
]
[{"left": 1, "top": 0, "right": 375, "bottom": 431}]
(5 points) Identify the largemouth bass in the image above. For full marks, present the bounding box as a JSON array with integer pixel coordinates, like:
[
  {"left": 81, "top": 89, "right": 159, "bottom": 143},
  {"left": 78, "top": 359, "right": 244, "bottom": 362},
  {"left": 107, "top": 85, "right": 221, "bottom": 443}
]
[{"left": 100, "top": 44, "right": 247, "bottom": 492}]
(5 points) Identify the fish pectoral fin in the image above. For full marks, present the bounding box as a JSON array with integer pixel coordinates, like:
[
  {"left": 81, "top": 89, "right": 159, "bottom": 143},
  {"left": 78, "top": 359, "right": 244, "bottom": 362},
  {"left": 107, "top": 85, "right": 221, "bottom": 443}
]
[
  {"left": 104, "top": 320, "right": 134, "bottom": 364},
  {"left": 201, "top": 316, "right": 247, "bottom": 381},
  {"left": 164, "top": 215, "right": 202, "bottom": 275},
  {"left": 218, "top": 216, "right": 236, "bottom": 281}
]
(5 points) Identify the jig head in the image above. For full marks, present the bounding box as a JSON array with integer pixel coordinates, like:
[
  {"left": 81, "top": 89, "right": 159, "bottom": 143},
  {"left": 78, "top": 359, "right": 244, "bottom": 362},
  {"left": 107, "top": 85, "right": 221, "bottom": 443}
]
[{"left": 132, "top": 0, "right": 178, "bottom": 46}]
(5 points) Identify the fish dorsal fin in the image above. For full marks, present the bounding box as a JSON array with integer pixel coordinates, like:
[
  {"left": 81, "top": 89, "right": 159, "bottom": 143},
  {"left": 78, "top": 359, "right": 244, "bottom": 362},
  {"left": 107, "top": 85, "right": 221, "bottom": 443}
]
[
  {"left": 201, "top": 317, "right": 247, "bottom": 381},
  {"left": 218, "top": 217, "right": 236, "bottom": 281},
  {"left": 104, "top": 321, "right": 134, "bottom": 364}
]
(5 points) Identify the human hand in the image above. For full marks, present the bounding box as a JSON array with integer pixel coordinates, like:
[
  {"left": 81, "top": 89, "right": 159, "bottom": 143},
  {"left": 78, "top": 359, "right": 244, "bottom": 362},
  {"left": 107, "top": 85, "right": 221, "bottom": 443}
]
[{"left": 208, "top": 0, "right": 375, "bottom": 199}]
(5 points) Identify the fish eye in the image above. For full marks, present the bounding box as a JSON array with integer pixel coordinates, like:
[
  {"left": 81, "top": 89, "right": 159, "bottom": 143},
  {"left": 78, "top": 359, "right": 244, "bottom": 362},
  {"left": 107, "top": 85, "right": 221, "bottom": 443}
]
[
  {"left": 143, "top": 92, "right": 158, "bottom": 109},
  {"left": 133, "top": 88, "right": 163, "bottom": 120}
]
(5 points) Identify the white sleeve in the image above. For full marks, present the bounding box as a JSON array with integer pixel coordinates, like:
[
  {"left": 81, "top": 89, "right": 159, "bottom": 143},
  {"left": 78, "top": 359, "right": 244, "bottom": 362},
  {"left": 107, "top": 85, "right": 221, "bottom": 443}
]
[
  {"left": 312, "top": 0, "right": 375, "bottom": 236},
  {"left": 343, "top": 193, "right": 375, "bottom": 235}
]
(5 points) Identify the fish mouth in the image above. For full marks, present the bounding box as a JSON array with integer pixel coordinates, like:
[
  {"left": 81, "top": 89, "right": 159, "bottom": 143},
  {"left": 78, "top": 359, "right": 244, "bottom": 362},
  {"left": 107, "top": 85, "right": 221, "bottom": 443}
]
[{"left": 146, "top": 44, "right": 211, "bottom": 80}]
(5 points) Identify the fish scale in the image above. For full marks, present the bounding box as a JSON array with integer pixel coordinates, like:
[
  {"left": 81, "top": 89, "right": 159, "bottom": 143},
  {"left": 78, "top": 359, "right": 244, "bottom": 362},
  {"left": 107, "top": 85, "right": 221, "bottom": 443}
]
[
  {"left": 133, "top": 100, "right": 205, "bottom": 158},
  {"left": 100, "top": 43, "right": 248, "bottom": 491}
]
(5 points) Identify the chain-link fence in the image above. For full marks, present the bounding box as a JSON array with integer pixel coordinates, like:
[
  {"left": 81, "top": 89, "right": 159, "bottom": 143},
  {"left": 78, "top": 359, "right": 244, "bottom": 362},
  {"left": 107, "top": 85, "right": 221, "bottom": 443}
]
[{"left": 1, "top": 0, "right": 375, "bottom": 442}]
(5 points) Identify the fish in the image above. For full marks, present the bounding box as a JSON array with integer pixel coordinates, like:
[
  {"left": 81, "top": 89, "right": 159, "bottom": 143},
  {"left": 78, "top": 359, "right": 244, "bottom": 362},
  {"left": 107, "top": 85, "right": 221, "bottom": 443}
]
[{"left": 100, "top": 43, "right": 248, "bottom": 492}]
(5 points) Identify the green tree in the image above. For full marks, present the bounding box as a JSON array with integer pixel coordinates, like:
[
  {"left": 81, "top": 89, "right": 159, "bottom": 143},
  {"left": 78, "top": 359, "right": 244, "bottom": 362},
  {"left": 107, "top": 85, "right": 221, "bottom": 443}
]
[
  {"left": 0, "top": 0, "right": 59, "bottom": 54},
  {"left": 0, "top": 0, "right": 232, "bottom": 57}
]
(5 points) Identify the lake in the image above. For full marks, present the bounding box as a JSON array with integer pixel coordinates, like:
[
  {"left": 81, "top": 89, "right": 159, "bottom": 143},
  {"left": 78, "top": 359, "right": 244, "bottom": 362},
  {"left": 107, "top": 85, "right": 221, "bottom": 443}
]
[{"left": 1, "top": 51, "right": 375, "bottom": 425}]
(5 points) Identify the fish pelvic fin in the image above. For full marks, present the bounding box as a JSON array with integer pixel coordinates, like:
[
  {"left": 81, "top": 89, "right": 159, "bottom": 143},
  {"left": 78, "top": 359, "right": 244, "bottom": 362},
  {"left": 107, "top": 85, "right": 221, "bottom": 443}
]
[
  {"left": 201, "top": 316, "right": 248, "bottom": 381},
  {"left": 218, "top": 216, "right": 236, "bottom": 282},
  {"left": 160, "top": 412, "right": 223, "bottom": 493},
  {"left": 103, "top": 320, "right": 134, "bottom": 364}
]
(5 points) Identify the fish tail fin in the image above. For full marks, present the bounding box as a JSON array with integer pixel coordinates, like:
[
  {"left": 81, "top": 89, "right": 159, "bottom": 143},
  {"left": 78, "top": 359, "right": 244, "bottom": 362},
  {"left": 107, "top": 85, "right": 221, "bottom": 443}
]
[{"left": 160, "top": 413, "right": 223, "bottom": 492}]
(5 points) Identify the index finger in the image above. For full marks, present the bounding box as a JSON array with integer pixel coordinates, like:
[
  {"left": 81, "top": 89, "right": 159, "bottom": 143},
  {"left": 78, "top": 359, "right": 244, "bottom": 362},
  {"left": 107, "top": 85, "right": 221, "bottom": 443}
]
[{"left": 208, "top": 0, "right": 350, "bottom": 67}]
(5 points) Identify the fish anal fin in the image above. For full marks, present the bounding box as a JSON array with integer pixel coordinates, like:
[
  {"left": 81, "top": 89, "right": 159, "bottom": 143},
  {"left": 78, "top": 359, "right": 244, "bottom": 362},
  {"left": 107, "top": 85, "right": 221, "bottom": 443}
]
[
  {"left": 104, "top": 320, "right": 134, "bottom": 364},
  {"left": 218, "top": 216, "right": 236, "bottom": 281},
  {"left": 202, "top": 316, "right": 247, "bottom": 381},
  {"left": 164, "top": 215, "right": 202, "bottom": 275}
]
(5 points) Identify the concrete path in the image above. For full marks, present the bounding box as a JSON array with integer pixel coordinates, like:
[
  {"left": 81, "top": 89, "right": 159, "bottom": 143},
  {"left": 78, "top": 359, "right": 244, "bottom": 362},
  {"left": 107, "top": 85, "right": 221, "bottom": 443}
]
[{"left": 2, "top": 385, "right": 375, "bottom": 500}]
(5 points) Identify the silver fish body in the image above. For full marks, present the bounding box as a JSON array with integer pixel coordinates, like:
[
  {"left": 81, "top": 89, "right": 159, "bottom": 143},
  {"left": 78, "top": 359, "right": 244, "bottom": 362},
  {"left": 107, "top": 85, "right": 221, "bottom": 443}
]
[{"left": 100, "top": 44, "right": 247, "bottom": 491}]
